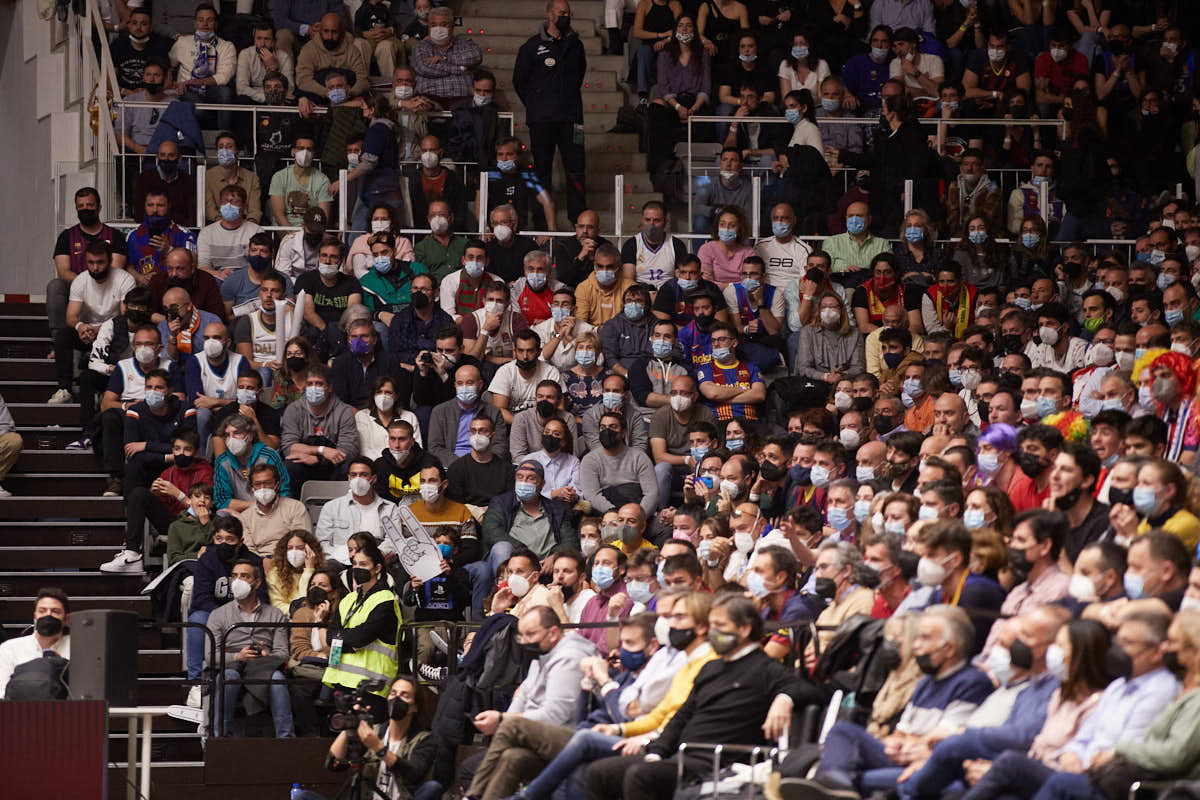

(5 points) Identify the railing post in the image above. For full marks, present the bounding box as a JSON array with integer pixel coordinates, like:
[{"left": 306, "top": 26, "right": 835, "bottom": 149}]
[
  {"left": 1178, "top": 183, "right": 1185, "bottom": 200},
  {"left": 477, "top": 169, "right": 488, "bottom": 235},
  {"left": 338, "top": 168, "right": 349, "bottom": 233},
  {"left": 1038, "top": 180, "right": 1050, "bottom": 226},
  {"left": 903, "top": 179, "right": 914, "bottom": 215},
  {"left": 613, "top": 173, "right": 624, "bottom": 239},
  {"left": 686, "top": 117, "right": 694, "bottom": 241},
  {"left": 751, "top": 175, "right": 762, "bottom": 239},
  {"left": 195, "top": 163, "right": 206, "bottom": 228}
]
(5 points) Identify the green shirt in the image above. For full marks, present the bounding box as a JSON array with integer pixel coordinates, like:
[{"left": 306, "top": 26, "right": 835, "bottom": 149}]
[
  {"left": 268, "top": 166, "right": 332, "bottom": 227},
  {"left": 822, "top": 232, "right": 890, "bottom": 274},
  {"left": 414, "top": 234, "right": 468, "bottom": 282}
]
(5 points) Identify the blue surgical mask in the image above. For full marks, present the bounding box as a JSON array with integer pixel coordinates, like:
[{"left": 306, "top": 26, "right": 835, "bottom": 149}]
[
  {"left": 1021, "top": 232, "right": 1041, "bottom": 249},
  {"left": 904, "top": 226, "right": 924, "bottom": 243},
  {"left": 745, "top": 570, "right": 770, "bottom": 599},
  {"left": 327, "top": 87, "right": 347, "bottom": 105},
  {"left": 902, "top": 377, "right": 923, "bottom": 397},
  {"left": 717, "top": 228, "right": 737, "bottom": 243},
  {"left": 624, "top": 302, "right": 645, "bottom": 321},
  {"left": 527, "top": 272, "right": 547, "bottom": 291},
  {"left": 1100, "top": 397, "right": 1126, "bottom": 412},
  {"left": 690, "top": 445, "right": 709, "bottom": 463},
  {"left": 1014, "top": 297, "right": 1032, "bottom": 310},
  {"left": 514, "top": 481, "right": 538, "bottom": 501},
  {"left": 305, "top": 385, "right": 326, "bottom": 405},
  {"left": 741, "top": 277, "right": 760, "bottom": 292},
  {"left": 918, "top": 505, "right": 939, "bottom": 521},
  {"left": 456, "top": 385, "right": 478, "bottom": 405},
  {"left": 236, "top": 388, "right": 257, "bottom": 406},
  {"left": 1157, "top": 271, "right": 1174, "bottom": 290},
  {"left": 1036, "top": 396, "right": 1057, "bottom": 418},
  {"left": 626, "top": 580, "right": 654, "bottom": 604},
  {"left": 145, "top": 389, "right": 165, "bottom": 409},
  {"left": 373, "top": 255, "right": 392, "bottom": 273},
  {"left": 846, "top": 215, "right": 866, "bottom": 235},
  {"left": 1166, "top": 308, "right": 1185, "bottom": 325},
  {"left": 785, "top": 108, "right": 801, "bottom": 125},
  {"left": 963, "top": 508, "right": 987, "bottom": 530},
  {"left": 602, "top": 391, "right": 623, "bottom": 410},
  {"left": 821, "top": 97, "right": 841, "bottom": 112},
  {"left": 949, "top": 368, "right": 962, "bottom": 387},
  {"left": 464, "top": 259, "right": 485, "bottom": 278},
  {"left": 1136, "top": 251, "right": 1151, "bottom": 263},
  {"left": 791, "top": 45, "right": 809, "bottom": 60},
  {"left": 551, "top": 306, "right": 569, "bottom": 323},
  {"left": 810, "top": 464, "right": 831, "bottom": 488},
  {"left": 738, "top": 52, "right": 757, "bottom": 62},
  {"left": 1135, "top": 347, "right": 1147, "bottom": 361},
  {"left": 1133, "top": 486, "right": 1160, "bottom": 516},
  {"left": 437, "top": 543, "right": 454, "bottom": 558},
  {"left": 977, "top": 452, "right": 999, "bottom": 473},
  {"left": 853, "top": 499, "right": 871, "bottom": 522},
  {"left": 1123, "top": 572, "right": 1146, "bottom": 600},
  {"left": 195, "top": 29, "right": 215, "bottom": 40},
  {"left": 216, "top": 147, "right": 236, "bottom": 167},
  {"left": 619, "top": 646, "right": 648, "bottom": 670},
  {"left": 575, "top": 350, "right": 596, "bottom": 366},
  {"left": 592, "top": 565, "right": 616, "bottom": 590},
  {"left": 968, "top": 230, "right": 988, "bottom": 245},
  {"left": 726, "top": 437, "right": 743, "bottom": 451},
  {"left": 651, "top": 338, "right": 672, "bottom": 357},
  {"left": 828, "top": 505, "right": 852, "bottom": 530},
  {"left": 677, "top": 277, "right": 698, "bottom": 291},
  {"left": 219, "top": 202, "right": 240, "bottom": 222},
  {"left": 871, "top": 46, "right": 889, "bottom": 60},
  {"left": 1031, "top": 175, "right": 1048, "bottom": 186},
  {"left": 771, "top": 220, "right": 791, "bottom": 238},
  {"left": 712, "top": 346, "right": 731, "bottom": 361},
  {"left": 497, "top": 159, "right": 516, "bottom": 172}
]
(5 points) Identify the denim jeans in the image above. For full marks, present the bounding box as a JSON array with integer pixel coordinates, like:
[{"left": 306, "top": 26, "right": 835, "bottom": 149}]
[
  {"left": 464, "top": 560, "right": 493, "bottom": 613},
  {"left": 1031, "top": 772, "right": 1103, "bottom": 800},
  {"left": 187, "top": 609, "right": 211, "bottom": 681},
  {"left": 898, "top": 728, "right": 999, "bottom": 799},
  {"left": 487, "top": 541, "right": 515, "bottom": 580},
  {"left": 818, "top": 721, "right": 893, "bottom": 793},
  {"left": 194, "top": 406, "right": 216, "bottom": 454},
  {"left": 219, "top": 667, "right": 295, "bottom": 737},
  {"left": 523, "top": 729, "right": 623, "bottom": 800},
  {"left": 962, "top": 751, "right": 1056, "bottom": 800}
]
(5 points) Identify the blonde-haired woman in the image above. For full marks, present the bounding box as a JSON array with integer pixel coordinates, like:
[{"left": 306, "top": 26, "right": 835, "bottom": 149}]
[
  {"left": 866, "top": 613, "right": 923, "bottom": 737},
  {"left": 795, "top": 291, "right": 864, "bottom": 383},
  {"left": 267, "top": 529, "right": 327, "bottom": 613}
]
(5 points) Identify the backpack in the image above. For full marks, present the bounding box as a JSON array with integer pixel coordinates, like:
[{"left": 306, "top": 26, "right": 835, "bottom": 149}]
[{"left": 5, "top": 654, "right": 70, "bottom": 700}]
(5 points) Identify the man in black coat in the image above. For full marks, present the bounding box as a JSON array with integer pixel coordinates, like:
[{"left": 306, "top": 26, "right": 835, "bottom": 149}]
[{"left": 512, "top": 0, "right": 587, "bottom": 222}]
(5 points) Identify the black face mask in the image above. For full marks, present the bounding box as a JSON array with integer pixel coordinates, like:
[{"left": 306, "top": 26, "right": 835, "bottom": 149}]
[
  {"left": 322, "top": 35, "right": 341, "bottom": 50},
  {"left": 1109, "top": 487, "right": 1135, "bottom": 508},
  {"left": 352, "top": 567, "right": 374, "bottom": 586},
  {"left": 1015, "top": 451, "right": 1047, "bottom": 479},
  {"left": 1009, "top": 638, "right": 1034, "bottom": 670},
  {"left": 286, "top": 356, "right": 307, "bottom": 373},
  {"left": 976, "top": 399, "right": 990, "bottom": 421},
  {"left": 307, "top": 586, "right": 329, "bottom": 606},
  {"left": 1063, "top": 261, "right": 1083, "bottom": 279},
  {"left": 858, "top": 563, "right": 881, "bottom": 589},
  {"left": 814, "top": 577, "right": 837, "bottom": 600},
  {"left": 916, "top": 651, "right": 940, "bottom": 675},
  {"left": 599, "top": 429, "right": 622, "bottom": 450},
  {"left": 875, "top": 414, "right": 897, "bottom": 434},
  {"left": 388, "top": 696, "right": 411, "bottom": 720},
  {"left": 215, "top": 541, "right": 237, "bottom": 561},
  {"left": 516, "top": 358, "right": 539, "bottom": 372},
  {"left": 35, "top": 615, "right": 64, "bottom": 637},
  {"left": 876, "top": 639, "right": 901, "bottom": 673},
  {"left": 1054, "top": 487, "right": 1082, "bottom": 510},
  {"left": 668, "top": 626, "right": 697, "bottom": 650},
  {"left": 1001, "top": 334, "right": 1024, "bottom": 354},
  {"left": 555, "top": 14, "right": 571, "bottom": 32},
  {"left": 411, "top": 291, "right": 431, "bottom": 310},
  {"left": 759, "top": 460, "right": 785, "bottom": 482},
  {"left": 1106, "top": 643, "right": 1133, "bottom": 681},
  {"left": 174, "top": 454, "right": 193, "bottom": 468},
  {"left": 248, "top": 254, "right": 271, "bottom": 272},
  {"left": 1008, "top": 546, "right": 1033, "bottom": 576},
  {"left": 541, "top": 433, "right": 562, "bottom": 453},
  {"left": 142, "top": 80, "right": 163, "bottom": 93},
  {"left": 77, "top": 208, "right": 100, "bottom": 226},
  {"left": 519, "top": 640, "right": 545, "bottom": 658},
  {"left": 888, "top": 459, "right": 911, "bottom": 479},
  {"left": 853, "top": 396, "right": 874, "bottom": 413},
  {"left": 536, "top": 400, "right": 557, "bottom": 420},
  {"left": 1163, "top": 650, "right": 1185, "bottom": 677}
]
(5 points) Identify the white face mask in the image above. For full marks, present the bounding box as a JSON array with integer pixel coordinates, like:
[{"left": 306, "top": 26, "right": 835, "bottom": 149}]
[
  {"left": 429, "top": 25, "right": 450, "bottom": 41},
  {"left": 371, "top": 219, "right": 391, "bottom": 233},
  {"left": 734, "top": 531, "right": 754, "bottom": 553},
  {"left": 506, "top": 573, "right": 531, "bottom": 598},
  {"left": 287, "top": 549, "right": 306, "bottom": 568},
  {"left": 420, "top": 150, "right": 440, "bottom": 169},
  {"left": 484, "top": 300, "right": 504, "bottom": 316},
  {"left": 348, "top": 476, "right": 372, "bottom": 497},
  {"left": 1067, "top": 571, "right": 1099, "bottom": 602},
  {"left": 492, "top": 224, "right": 513, "bottom": 242},
  {"left": 394, "top": 85, "right": 414, "bottom": 100},
  {"left": 253, "top": 487, "right": 276, "bottom": 505},
  {"left": 669, "top": 395, "right": 692, "bottom": 413},
  {"left": 419, "top": 482, "right": 440, "bottom": 504},
  {"left": 294, "top": 148, "right": 313, "bottom": 168},
  {"left": 581, "top": 538, "right": 599, "bottom": 556},
  {"left": 226, "top": 435, "right": 249, "bottom": 456},
  {"left": 318, "top": 262, "right": 340, "bottom": 278},
  {"left": 375, "top": 393, "right": 395, "bottom": 411},
  {"left": 134, "top": 345, "right": 157, "bottom": 364},
  {"left": 203, "top": 338, "right": 225, "bottom": 359},
  {"left": 819, "top": 308, "right": 840, "bottom": 326},
  {"left": 430, "top": 215, "right": 449, "bottom": 234},
  {"left": 470, "top": 433, "right": 491, "bottom": 452},
  {"left": 230, "top": 578, "right": 252, "bottom": 600}
]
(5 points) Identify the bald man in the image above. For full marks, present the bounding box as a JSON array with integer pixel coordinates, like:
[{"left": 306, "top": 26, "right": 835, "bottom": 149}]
[
  {"left": 725, "top": 501, "right": 768, "bottom": 583},
  {"left": 427, "top": 363, "right": 510, "bottom": 467},
  {"left": 553, "top": 209, "right": 613, "bottom": 288},
  {"left": 148, "top": 247, "right": 225, "bottom": 323},
  {"left": 294, "top": 11, "right": 369, "bottom": 103},
  {"left": 615, "top": 502, "right": 653, "bottom": 554},
  {"left": 855, "top": 440, "right": 888, "bottom": 482},
  {"left": 650, "top": 374, "right": 718, "bottom": 506},
  {"left": 157, "top": 286, "right": 222, "bottom": 360},
  {"left": 185, "top": 321, "right": 254, "bottom": 447},
  {"left": 933, "top": 392, "right": 976, "bottom": 437}
]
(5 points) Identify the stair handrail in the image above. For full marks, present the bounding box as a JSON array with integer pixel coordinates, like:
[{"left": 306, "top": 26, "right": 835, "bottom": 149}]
[{"left": 76, "top": 0, "right": 123, "bottom": 212}]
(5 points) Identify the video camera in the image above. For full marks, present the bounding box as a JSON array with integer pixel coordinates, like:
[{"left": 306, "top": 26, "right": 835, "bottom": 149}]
[{"left": 329, "top": 679, "right": 386, "bottom": 762}]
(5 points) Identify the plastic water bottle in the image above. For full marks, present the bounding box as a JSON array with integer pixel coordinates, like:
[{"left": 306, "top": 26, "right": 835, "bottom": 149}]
[{"left": 290, "top": 783, "right": 302, "bottom": 799}]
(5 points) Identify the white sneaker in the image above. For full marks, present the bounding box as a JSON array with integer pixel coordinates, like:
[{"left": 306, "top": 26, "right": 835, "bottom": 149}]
[
  {"left": 0, "top": 485, "right": 10, "bottom": 498},
  {"left": 186, "top": 685, "right": 202, "bottom": 708},
  {"left": 99, "top": 549, "right": 144, "bottom": 573},
  {"left": 65, "top": 437, "right": 92, "bottom": 450},
  {"left": 47, "top": 388, "right": 73, "bottom": 404}
]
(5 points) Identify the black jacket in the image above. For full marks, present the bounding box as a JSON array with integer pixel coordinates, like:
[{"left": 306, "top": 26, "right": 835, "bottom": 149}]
[
  {"left": 513, "top": 26, "right": 586, "bottom": 124},
  {"left": 840, "top": 117, "right": 941, "bottom": 232},
  {"left": 448, "top": 98, "right": 502, "bottom": 170},
  {"left": 405, "top": 166, "right": 468, "bottom": 229},
  {"left": 330, "top": 350, "right": 403, "bottom": 409}
]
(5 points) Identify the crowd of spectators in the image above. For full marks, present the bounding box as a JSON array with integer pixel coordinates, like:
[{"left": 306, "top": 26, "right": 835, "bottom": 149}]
[{"left": 14, "top": 0, "right": 1200, "bottom": 799}]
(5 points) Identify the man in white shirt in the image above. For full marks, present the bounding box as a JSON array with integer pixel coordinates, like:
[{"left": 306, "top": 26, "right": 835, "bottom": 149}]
[
  {"left": 1025, "top": 302, "right": 1087, "bottom": 373},
  {"left": 315, "top": 457, "right": 401, "bottom": 568},
  {"left": 489, "top": 330, "right": 564, "bottom": 425},
  {"left": 532, "top": 288, "right": 595, "bottom": 371},
  {"left": 755, "top": 202, "right": 812, "bottom": 289},
  {"left": 234, "top": 21, "right": 295, "bottom": 104},
  {"left": 0, "top": 588, "right": 71, "bottom": 697},
  {"left": 197, "top": 185, "right": 261, "bottom": 281}
]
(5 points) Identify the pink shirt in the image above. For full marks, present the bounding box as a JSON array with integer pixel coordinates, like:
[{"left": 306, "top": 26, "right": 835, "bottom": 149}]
[
  {"left": 697, "top": 241, "right": 753, "bottom": 286},
  {"left": 1028, "top": 688, "right": 1103, "bottom": 765},
  {"left": 579, "top": 581, "right": 632, "bottom": 651}
]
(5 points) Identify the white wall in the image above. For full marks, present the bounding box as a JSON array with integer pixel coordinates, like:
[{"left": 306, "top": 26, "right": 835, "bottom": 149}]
[{"left": 0, "top": 0, "right": 59, "bottom": 294}]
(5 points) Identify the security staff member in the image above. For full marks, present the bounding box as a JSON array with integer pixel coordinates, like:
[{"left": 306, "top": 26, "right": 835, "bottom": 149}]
[
  {"left": 513, "top": 0, "right": 587, "bottom": 223},
  {"left": 322, "top": 538, "right": 401, "bottom": 720}
]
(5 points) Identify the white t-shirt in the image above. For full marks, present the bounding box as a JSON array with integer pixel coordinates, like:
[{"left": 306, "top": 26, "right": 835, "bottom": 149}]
[
  {"left": 721, "top": 283, "right": 787, "bottom": 320},
  {"left": 69, "top": 269, "right": 136, "bottom": 325},
  {"left": 778, "top": 58, "right": 831, "bottom": 95},
  {"left": 0, "top": 634, "right": 71, "bottom": 697},
  {"left": 889, "top": 53, "right": 944, "bottom": 92},
  {"left": 754, "top": 237, "right": 813, "bottom": 289},
  {"left": 489, "top": 360, "right": 564, "bottom": 414}
]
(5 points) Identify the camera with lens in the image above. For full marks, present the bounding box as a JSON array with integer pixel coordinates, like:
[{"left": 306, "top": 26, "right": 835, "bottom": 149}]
[
  {"left": 329, "top": 678, "right": 386, "bottom": 761},
  {"left": 165, "top": 305, "right": 183, "bottom": 322}
]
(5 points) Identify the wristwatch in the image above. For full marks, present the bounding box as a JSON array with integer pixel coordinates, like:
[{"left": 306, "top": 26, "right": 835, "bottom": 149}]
[{"left": 375, "top": 745, "right": 389, "bottom": 759}]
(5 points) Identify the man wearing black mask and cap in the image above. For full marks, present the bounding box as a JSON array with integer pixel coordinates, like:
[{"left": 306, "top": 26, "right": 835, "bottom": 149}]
[{"left": 0, "top": 587, "right": 71, "bottom": 697}]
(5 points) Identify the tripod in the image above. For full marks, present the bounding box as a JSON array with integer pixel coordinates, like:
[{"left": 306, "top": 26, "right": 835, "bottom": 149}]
[{"left": 333, "top": 760, "right": 392, "bottom": 800}]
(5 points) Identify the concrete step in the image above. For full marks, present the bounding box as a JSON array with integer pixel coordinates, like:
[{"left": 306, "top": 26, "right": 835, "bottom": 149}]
[
  {"left": 8, "top": 403, "right": 82, "bottom": 426},
  {"left": 461, "top": 0, "right": 605, "bottom": 20},
  {"left": 0, "top": 380, "right": 60, "bottom": 403},
  {"left": 0, "top": 594, "right": 151, "bottom": 620},
  {"left": 17, "top": 449, "right": 106, "bottom": 473},
  {"left": 1, "top": 357, "right": 55, "bottom": 381},
  {"left": 4, "top": 472, "right": 109, "bottom": 496},
  {"left": 108, "top": 731, "right": 204, "bottom": 763},
  {"left": 19, "top": 427, "right": 86, "bottom": 449},
  {"left": 0, "top": 570, "right": 147, "bottom": 596},
  {"left": 548, "top": 163, "right": 654, "bottom": 193},
  {"left": 580, "top": 130, "right": 641, "bottom": 153},
  {"left": 476, "top": 33, "right": 602, "bottom": 56},
  {"left": 0, "top": 336, "right": 52, "bottom": 358},
  {"left": 485, "top": 52, "right": 627, "bottom": 77},
  {"left": 0, "top": 303, "right": 47, "bottom": 315},
  {"left": 0, "top": 544, "right": 118, "bottom": 569},
  {"left": 500, "top": 88, "right": 627, "bottom": 116},
  {"left": 0, "top": 315, "right": 49, "bottom": 337},
  {"left": 0, "top": 495, "right": 125, "bottom": 520},
  {"left": 462, "top": 16, "right": 598, "bottom": 37},
  {"left": 0, "top": 520, "right": 126, "bottom": 547},
  {"left": 510, "top": 109, "right": 620, "bottom": 135},
  {"left": 487, "top": 66, "right": 625, "bottom": 93}
]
